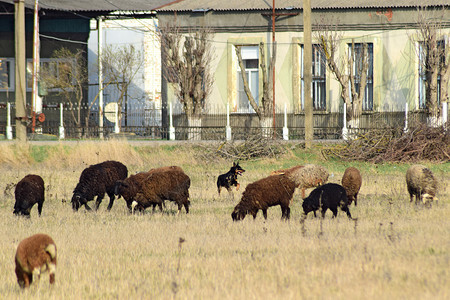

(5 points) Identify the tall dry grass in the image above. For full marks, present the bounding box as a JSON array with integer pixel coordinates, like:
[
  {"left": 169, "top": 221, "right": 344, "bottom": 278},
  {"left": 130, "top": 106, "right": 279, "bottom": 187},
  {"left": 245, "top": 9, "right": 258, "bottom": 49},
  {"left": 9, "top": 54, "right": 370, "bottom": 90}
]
[{"left": 0, "top": 141, "right": 448, "bottom": 299}]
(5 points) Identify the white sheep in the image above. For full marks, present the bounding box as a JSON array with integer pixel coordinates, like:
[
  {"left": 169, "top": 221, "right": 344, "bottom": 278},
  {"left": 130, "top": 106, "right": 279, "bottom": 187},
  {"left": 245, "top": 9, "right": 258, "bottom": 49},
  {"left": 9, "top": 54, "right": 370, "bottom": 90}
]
[
  {"left": 406, "top": 164, "right": 438, "bottom": 206},
  {"left": 271, "top": 164, "right": 329, "bottom": 198}
]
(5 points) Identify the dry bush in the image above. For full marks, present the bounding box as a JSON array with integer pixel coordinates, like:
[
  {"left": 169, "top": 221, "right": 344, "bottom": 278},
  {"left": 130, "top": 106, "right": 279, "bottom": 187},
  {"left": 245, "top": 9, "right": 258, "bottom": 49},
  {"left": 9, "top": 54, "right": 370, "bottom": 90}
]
[
  {"left": 196, "top": 135, "right": 286, "bottom": 162},
  {"left": 322, "top": 123, "right": 449, "bottom": 163}
]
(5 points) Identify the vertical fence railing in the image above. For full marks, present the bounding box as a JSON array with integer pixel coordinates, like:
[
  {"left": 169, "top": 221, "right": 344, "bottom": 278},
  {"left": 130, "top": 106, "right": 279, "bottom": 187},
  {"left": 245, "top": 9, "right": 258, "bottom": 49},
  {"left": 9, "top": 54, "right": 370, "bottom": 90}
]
[{"left": 0, "top": 101, "right": 447, "bottom": 140}]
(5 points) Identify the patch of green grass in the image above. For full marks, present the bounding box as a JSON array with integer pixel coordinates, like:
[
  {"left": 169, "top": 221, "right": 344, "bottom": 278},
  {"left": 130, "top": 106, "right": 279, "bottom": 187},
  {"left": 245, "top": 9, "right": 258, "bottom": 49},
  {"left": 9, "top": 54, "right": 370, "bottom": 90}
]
[{"left": 30, "top": 146, "right": 50, "bottom": 163}]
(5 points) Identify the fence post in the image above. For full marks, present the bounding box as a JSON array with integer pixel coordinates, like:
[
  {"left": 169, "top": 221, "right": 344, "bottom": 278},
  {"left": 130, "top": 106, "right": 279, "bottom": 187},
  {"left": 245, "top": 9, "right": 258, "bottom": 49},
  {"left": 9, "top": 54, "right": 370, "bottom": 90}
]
[
  {"left": 59, "top": 103, "right": 65, "bottom": 139},
  {"left": 226, "top": 103, "right": 232, "bottom": 141},
  {"left": 283, "top": 103, "right": 289, "bottom": 140},
  {"left": 342, "top": 103, "right": 348, "bottom": 140},
  {"left": 6, "top": 102, "right": 13, "bottom": 140},
  {"left": 114, "top": 103, "right": 120, "bottom": 134},
  {"left": 403, "top": 102, "right": 409, "bottom": 133},
  {"left": 169, "top": 102, "right": 175, "bottom": 140}
]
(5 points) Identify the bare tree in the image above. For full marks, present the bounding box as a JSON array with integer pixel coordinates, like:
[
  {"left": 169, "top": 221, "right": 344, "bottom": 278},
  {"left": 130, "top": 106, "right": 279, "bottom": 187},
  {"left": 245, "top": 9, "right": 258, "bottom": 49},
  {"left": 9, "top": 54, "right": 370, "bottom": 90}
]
[
  {"left": 235, "top": 42, "right": 276, "bottom": 137},
  {"left": 415, "top": 6, "right": 450, "bottom": 126},
  {"left": 101, "top": 45, "right": 144, "bottom": 129},
  {"left": 159, "top": 23, "right": 214, "bottom": 140},
  {"left": 40, "top": 48, "right": 88, "bottom": 137},
  {"left": 314, "top": 18, "right": 370, "bottom": 130}
]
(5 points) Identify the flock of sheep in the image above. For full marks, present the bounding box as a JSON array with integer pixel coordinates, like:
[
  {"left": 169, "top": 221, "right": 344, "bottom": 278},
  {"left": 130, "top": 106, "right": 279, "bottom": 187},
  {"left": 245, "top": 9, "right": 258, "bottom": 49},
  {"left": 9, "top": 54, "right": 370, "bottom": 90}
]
[{"left": 11, "top": 160, "right": 439, "bottom": 289}]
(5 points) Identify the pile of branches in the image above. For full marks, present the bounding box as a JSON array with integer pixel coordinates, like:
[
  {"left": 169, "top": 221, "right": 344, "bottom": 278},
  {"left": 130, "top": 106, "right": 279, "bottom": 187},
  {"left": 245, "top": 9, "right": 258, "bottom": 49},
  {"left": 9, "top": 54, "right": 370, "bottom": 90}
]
[
  {"left": 197, "top": 134, "right": 286, "bottom": 161},
  {"left": 322, "top": 123, "right": 449, "bottom": 163}
]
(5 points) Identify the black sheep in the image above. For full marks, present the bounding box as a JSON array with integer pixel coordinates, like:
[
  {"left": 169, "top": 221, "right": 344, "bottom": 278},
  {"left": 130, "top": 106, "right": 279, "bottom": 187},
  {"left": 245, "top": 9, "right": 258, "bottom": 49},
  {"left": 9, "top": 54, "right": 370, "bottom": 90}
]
[
  {"left": 13, "top": 174, "right": 45, "bottom": 217},
  {"left": 302, "top": 183, "right": 352, "bottom": 219},
  {"left": 231, "top": 175, "right": 295, "bottom": 221},
  {"left": 72, "top": 160, "right": 128, "bottom": 211}
]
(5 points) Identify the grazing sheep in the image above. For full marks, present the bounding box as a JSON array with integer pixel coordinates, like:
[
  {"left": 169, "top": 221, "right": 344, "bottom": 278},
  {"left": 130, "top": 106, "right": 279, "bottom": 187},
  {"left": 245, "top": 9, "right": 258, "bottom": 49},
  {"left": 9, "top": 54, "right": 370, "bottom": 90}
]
[
  {"left": 114, "top": 166, "right": 185, "bottom": 212},
  {"left": 231, "top": 175, "right": 296, "bottom": 221},
  {"left": 114, "top": 171, "right": 162, "bottom": 212},
  {"left": 13, "top": 175, "right": 45, "bottom": 217},
  {"left": 302, "top": 183, "right": 352, "bottom": 219},
  {"left": 15, "top": 233, "right": 57, "bottom": 288},
  {"left": 406, "top": 164, "right": 438, "bottom": 206},
  {"left": 72, "top": 160, "right": 128, "bottom": 211},
  {"left": 271, "top": 164, "right": 329, "bottom": 198},
  {"left": 118, "top": 167, "right": 191, "bottom": 214},
  {"left": 341, "top": 167, "right": 362, "bottom": 206}
]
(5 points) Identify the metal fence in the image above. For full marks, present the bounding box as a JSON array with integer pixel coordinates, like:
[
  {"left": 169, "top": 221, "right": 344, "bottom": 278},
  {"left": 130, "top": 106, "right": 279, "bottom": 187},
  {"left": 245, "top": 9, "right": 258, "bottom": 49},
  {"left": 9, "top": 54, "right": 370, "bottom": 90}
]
[{"left": 0, "top": 102, "right": 441, "bottom": 140}]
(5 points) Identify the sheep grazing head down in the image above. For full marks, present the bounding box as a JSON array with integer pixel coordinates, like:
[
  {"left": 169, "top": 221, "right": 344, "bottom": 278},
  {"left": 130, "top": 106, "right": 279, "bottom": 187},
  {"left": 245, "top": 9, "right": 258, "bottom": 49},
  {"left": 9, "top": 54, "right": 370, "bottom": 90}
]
[
  {"left": 406, "top": 164, "right": 438, "bottom": 207},
  {"left": 15, "top": 233, "right": 57, "bottom": 288},
  {"left": 71, "top": 193, "right": 86, "bottom": 211}
]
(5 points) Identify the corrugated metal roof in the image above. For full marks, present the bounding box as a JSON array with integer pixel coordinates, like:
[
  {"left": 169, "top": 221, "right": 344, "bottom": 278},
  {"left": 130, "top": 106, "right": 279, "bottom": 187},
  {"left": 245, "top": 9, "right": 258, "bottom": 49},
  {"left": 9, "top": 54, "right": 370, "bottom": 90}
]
[
  {"left": 0, "top": 0, "right": 176, "bottom": 11},
  {"left": 156, "top": 0, "right": 449, "bottom": 12}
]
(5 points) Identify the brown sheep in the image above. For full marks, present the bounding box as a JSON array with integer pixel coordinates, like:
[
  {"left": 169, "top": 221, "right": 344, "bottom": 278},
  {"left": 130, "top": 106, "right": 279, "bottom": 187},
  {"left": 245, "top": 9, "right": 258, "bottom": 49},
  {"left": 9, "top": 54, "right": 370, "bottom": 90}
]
[
  {"left": 15, "top": 233, "right": 57, "bottom": 288},
  {"left": 271, "top": 164, "right": 329, "bottom": 198},
  {"left": 231, "top": 175, "right": 296, "bottom": 221},
  {"left": 13, "top": 174, "right": 45, "bottom": 217},
  {"left": 117, "top": 167, "right": 191, "bottom": 214},
  {"left": 341, "top": 167, "right": 362, "bottom": 206},
  {"left": 114, "top": 166, "right": 185, "bottom": 212},
  {"left": 406, "top": 165, "right": 438, "bottom": 206}
]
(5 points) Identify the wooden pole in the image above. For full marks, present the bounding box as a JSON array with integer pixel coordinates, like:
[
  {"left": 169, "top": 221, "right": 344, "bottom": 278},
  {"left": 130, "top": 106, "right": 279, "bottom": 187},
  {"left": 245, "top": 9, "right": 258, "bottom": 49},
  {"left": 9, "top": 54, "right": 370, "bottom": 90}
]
[
  {"left": 303, "top": 0, "right": 313, "bottom": 148},
  {"left": 14, "top": 0, "right": 27, "bottom": 142}
]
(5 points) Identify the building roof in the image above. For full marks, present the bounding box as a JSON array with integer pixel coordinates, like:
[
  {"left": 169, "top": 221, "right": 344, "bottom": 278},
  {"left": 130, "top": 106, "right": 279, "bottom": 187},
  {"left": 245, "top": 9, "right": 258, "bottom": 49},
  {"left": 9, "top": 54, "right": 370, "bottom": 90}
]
[
  {"left": 0, "top": 0, "right": 176, "bottom": 11},
  {"left": 156, "top": 0, "right": 449, "bottom": 11}
]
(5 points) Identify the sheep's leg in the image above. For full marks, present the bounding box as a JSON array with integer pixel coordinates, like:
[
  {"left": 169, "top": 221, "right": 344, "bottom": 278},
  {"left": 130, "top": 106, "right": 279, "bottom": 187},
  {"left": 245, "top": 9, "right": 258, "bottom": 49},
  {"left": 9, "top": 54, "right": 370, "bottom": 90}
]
[
  {"left": 313, "top": 211, "right": 317, "bottom": 218},
  {"left": 15, "top": 268, "right": 29, "bottom": 288},
  {"left": 106, "top": 193, "right": 115, "bottom": 211},
  {"left": 262, "top": 209, "right": 268, "bottom": 219},
  {"left": 37, "top": 200, "right": 44, "bottom": 216},
  {"left": 84, "top": 203, "right": 92, "bottom": 211},
  {"left": 321, "top": 209, "right": 327, "bottom": 218},
  {"left": 95, "top": 194, "right": 105, "bottom": 210},
  {"left": 331, "top": 208, "right": 338, "bottom": 218},
  {"left": 354, "top": 194, "right": 358, "bottom": 206},
  {"left": 47, "top": 261, "right": 56, "bottom": 284},
  {"left": 283, "top": 207, "right": 291, "bottom": 220},
  {"left": 344, "top": 207, "right": 353, "bottom": 219},
  {"left": 183, "top": 201, "right": 190, "bottom": 214}
]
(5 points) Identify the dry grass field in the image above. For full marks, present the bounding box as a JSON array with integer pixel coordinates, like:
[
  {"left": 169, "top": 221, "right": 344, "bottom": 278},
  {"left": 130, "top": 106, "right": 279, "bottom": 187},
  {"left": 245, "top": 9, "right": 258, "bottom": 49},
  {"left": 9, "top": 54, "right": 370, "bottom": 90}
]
[{"left": 0, "top": 141, "right": 448, "bottom": 299}]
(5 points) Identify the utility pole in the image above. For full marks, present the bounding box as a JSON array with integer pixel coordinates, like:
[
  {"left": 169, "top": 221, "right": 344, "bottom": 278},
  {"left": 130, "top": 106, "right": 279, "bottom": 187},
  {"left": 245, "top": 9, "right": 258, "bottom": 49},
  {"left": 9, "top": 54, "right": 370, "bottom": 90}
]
[
  {"left": 303, "top": 0, "right": 313, "bottom": 148},
  {"left": 15, "top": 0, "right": 27, "bottom": 142},
  {"left": 272, "top": 0, "right": 276, "bottom": 138},
  {"left": 32, "top": 0, "right": 42, "bottom": 134},
  {"left": 98, "top": 17, "right": 104, "bottom": 139}
]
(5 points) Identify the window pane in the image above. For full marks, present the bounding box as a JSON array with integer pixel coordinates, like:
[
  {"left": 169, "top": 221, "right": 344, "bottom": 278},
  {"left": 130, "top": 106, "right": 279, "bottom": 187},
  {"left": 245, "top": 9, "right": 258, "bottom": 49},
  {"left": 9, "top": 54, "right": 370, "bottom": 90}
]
[
  {"left": 349, "top": 43, "right": 373, "bottom": 111},
  {"left": 302, "top": 44, "right": 326, "bottom": 110},
  {"left": 26, "top": 61, "right": 33, "bottom": 89},
  {"left": 0, "top": 60, "right": 10, "bottom": 89}
]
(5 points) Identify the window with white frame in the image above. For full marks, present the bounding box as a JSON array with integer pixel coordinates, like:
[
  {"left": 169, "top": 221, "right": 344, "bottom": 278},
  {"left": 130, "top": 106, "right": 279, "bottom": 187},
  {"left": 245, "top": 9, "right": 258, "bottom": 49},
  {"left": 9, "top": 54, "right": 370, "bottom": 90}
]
[
  {"left": 301, "top": 45, "right": 327, "bottom": 110},
  {"left": 0, "top": 58, "right": 14, "bottom": 91},
  {"left": 27, "top": 58, "right": 75, "bottom": 91},
  {"left": 348, "top": 43, "right": 373, "bottom": 111},
  {"left": 418, "top": 40, "right": 445, "bottom": 109},
  {"left": 236, "top": 46, "right": 259, "bottom": 113}
]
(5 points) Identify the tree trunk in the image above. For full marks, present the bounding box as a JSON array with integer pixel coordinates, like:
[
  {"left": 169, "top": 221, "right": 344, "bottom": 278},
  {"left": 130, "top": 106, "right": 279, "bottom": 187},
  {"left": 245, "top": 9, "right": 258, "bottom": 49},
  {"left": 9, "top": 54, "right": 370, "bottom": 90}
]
[
  {"left": 187, "top": 115, "right": 202, "bottom": 141},
  {"left": 259, "top": 116, "right": 273, "bottom": 138}
]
